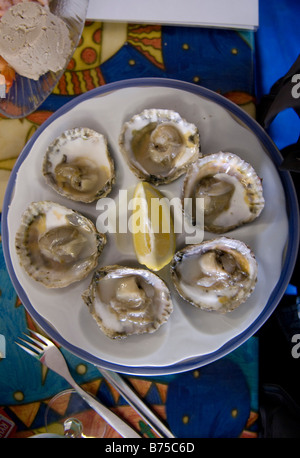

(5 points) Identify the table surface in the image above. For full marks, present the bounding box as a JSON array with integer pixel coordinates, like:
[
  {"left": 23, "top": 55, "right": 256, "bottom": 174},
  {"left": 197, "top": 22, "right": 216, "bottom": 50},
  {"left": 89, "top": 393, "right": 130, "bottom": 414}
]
[{"left": 0, "top": 19, "right": 296, "bottom": 439}]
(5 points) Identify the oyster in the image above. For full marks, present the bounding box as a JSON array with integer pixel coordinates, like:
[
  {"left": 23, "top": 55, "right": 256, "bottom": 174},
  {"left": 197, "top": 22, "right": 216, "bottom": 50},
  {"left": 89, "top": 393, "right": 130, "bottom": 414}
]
[
  {"left": 182, "top": 152, "right": 265, "bottom": 233},
  {"left": 170, "top": 237, "right": 257, "bottom": 313},
  {"left": 43, "top": 127, "right": 115, "bottom": 203},
  {"left": 82, "top": 265, "right": 173, "bottom": 339},
  {"left": 119, "top": 109, "right": 200, "bottom": 185},
  {"left": 15, "top": 201, "right": 106, "bottom": 288}
]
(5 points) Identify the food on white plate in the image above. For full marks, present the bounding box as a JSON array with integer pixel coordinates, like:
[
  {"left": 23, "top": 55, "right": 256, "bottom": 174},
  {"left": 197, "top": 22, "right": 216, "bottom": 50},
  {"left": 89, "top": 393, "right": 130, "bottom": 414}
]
[
  {"left": 43, "top": 127, "right": 115, "bottom": 203},
  {"left": 0, "top": 0, "right": 49, "bottom": 17},
  {"left": 82, "top": 265, "right": 173, "bottom": 339},
  {"left": 119, "top": 108, "right": 200, "bottom": 185},
  {"left": 170, "top": 236, "right": 258, "bottom": 313},
  {"left": 15, "top": 201, "right": 106, "bottom": 288},
  {"left": 131, "top": 181, "right": 176, "bottom": 272},
  {"left": 0, "top": 2, "right": 72, "bottom": 81},
  {"left": 182, "top": 151, "right": 265, "bottom": 233}
]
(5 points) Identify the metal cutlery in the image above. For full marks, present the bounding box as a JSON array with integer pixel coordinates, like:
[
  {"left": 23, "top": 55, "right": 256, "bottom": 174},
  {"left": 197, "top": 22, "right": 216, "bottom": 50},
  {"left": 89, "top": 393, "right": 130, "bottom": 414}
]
[
  {"left": 16, "top": 330, "right": 141, "bottom": 438},
  {"left": 98, "top": 367, "right": 175, "bottom": 438}
]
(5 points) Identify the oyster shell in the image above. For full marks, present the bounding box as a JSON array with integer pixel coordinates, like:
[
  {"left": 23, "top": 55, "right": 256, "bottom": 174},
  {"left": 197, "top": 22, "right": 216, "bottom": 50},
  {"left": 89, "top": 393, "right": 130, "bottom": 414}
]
[
  {"left": 119, "top": 109, "right": 200, "bottom": 185},
  {"left": 43, "top": 127, "right": 115, "bottom": 203},
  {"left": 170, "top": 237, "right": 257, "bottom": 313},
  {"left": 82, "top": 265, "right": 173, "bottom": 339},
  {"left": 182, "top": 152, "right": 265, "bottom": 233},
  {"left": 15, "top": 201, "right": 106, "bottom": 288}
]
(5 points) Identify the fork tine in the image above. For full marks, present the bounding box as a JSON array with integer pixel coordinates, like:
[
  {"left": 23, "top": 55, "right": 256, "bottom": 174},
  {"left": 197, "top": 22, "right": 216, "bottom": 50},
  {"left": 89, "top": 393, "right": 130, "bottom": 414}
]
[
  {"left": 15, "top": 341, "right": 40, "bottom": 358},
  {"left": 27, "top": 329, "right": 52, "bottom": 345},
  {"left": 24, "top": 333, "right": 45, "bottom": 350},
  {"left": 18, "top": 336, "right": 43, "bottom": 353}
]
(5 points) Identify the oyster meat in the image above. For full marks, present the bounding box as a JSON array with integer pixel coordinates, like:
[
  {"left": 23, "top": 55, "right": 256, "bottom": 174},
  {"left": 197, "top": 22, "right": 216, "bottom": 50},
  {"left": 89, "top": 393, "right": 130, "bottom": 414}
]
[
  {"left": 170, "top": 237, "right": 258, "bottom": 313},
  {"left": 15, "top": 201, "right": 106, "bottom": 288},
  {"left": 43, "top": 127, "right": 115, "bottom": 203},
  {"left": 182, "top": 152, "right": 265, "bottom": 233},
  {"left": 82, "top": 265, "right": 173, "bottom": 339},
  {"left": 119, "top": 109, "right": 200, "bottom": 185}
]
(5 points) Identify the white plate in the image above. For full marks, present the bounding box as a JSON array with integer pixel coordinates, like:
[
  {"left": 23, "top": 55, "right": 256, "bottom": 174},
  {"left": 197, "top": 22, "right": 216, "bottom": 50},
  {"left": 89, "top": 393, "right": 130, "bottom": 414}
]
[{"left": 2, "top": 78, "right": 299, "bottom": 375}]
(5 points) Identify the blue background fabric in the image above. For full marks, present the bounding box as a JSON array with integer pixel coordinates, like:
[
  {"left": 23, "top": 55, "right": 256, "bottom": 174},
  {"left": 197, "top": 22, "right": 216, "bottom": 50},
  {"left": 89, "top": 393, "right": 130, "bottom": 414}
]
[
  {"left": 255, "top": 0, "right": 300, "bottom": 150},
  {"left": 1, "top": 1, "right": 299, "bottom": 438}
]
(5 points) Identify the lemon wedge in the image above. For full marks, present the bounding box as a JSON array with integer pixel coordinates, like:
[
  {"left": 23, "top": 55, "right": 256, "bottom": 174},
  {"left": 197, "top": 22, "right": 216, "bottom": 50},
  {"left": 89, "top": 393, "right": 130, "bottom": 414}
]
[{"left": 131, "top": 181, "right": 176, "bottom": 271}]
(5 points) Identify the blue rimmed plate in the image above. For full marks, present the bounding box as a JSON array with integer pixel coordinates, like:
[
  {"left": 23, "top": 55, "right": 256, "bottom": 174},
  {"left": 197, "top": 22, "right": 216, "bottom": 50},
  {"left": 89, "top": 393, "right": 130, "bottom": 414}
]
[{"left": 2, "top": 78, "right": 299, "bottom": 375}]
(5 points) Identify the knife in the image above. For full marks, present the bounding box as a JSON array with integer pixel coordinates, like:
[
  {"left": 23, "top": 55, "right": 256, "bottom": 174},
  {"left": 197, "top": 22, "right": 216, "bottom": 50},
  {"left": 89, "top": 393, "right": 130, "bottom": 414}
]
[{"left": 98, "top": 367, "right": 175, "bottom": 438}]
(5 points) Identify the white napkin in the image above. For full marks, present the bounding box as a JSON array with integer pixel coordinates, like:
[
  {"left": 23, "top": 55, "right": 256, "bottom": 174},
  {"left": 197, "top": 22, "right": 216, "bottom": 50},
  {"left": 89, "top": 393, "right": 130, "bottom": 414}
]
[{"left": 87, "top": 0, "right": 259, "bottom": 30}]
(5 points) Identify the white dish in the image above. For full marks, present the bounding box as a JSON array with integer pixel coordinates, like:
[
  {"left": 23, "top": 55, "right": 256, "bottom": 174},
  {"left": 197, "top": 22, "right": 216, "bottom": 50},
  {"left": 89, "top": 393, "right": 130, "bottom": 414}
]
[{"left": 2, "top": 78, "right": 299, "bottom": 375}]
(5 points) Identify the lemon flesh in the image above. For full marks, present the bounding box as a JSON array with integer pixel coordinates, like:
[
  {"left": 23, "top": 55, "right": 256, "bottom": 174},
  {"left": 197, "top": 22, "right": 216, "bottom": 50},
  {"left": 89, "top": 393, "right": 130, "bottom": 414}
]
[{"left": 132, "top": 182, "right": 176, "bottom": 271}]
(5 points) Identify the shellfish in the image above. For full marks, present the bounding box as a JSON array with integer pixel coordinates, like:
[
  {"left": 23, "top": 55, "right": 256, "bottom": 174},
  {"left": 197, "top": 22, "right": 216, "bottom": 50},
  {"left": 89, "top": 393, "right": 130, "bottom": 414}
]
[
  {"left": 182, "top": 152, "right": 265, "bottom": 233},
  {"left": 43, "top": 127, "right": 115, "bottom": 203},
  {"left": 82, "top": 265, "right": 173, "bottom": 339},
  {"left": 119, "top": 108, "right": 200, "bottom": 185},
  {"left": 170, "top": 237, "right": 258, "bottom": 313},
  {"left": 15, "top": 201, "right": 106, "bottom": 288}
]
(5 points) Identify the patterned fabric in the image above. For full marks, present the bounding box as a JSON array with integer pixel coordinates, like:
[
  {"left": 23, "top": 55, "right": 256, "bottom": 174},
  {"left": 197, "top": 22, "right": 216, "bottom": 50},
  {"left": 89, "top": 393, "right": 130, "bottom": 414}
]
[{"left": 0, "top": 21, "right": 258, "bottom": 438}]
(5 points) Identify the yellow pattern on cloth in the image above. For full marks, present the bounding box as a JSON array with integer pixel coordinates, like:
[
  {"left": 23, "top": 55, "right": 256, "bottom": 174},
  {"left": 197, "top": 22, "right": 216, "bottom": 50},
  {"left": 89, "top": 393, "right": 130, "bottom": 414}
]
[
  {"left": 52, "top": 22, "right": 165, "bottom": 96},
  {"left": 127, "top": 24, "right": 164, "bottom": 70},
  {"left": 0, "top": 118, "right": 37, "bottom": 211},
  {"left": 53, "top": 21, "right": 104, "bottom": 95}
]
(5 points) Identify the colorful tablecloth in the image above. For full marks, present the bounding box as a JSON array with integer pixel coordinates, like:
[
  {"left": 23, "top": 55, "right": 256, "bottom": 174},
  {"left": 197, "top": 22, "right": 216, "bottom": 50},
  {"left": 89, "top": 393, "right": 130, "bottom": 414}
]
[{"left": 0, "top": 21, "right": 259, "bottom": 439}]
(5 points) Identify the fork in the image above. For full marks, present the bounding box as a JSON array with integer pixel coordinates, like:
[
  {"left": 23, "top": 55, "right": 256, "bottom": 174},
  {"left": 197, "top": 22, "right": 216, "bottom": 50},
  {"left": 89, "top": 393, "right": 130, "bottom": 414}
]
[{"left": 16, "top": 330, "right": 141, "bottom": 438}]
